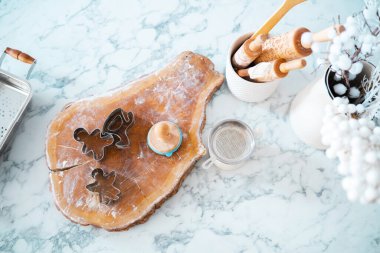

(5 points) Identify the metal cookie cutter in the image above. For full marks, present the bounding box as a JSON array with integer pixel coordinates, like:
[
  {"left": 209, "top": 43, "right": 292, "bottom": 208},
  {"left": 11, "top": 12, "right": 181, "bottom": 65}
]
[
  {"left": 73, "top": 108, "right": 135, "bottom": 161},
  {"left": 103, "top": 108, "right": 135, "bottom": 149},
  {"left": 73, "top": 128, "right": 114, "bottom": 161},
  {"left": 0, "top": 47, "right": 37, "bottom": 155},
  {"left": 86, "top": 168, "right": 121, "bottom": 205}
]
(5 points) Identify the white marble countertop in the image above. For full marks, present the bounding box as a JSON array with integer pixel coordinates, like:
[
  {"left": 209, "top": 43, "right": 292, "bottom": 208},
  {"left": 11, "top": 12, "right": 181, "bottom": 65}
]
[{"left": 1, "top": 0, "right": 379, "bottom": 252}]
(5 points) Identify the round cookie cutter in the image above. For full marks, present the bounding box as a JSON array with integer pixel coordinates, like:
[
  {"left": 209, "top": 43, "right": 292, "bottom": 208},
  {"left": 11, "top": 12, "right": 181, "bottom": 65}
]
[{"left": 202, "top": 119, "right": 255, "bottom": 170}]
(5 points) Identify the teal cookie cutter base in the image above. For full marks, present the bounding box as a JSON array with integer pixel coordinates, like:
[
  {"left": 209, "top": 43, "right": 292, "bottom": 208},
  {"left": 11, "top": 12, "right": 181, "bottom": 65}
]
[{"left": 147, "top": 126, "right": 183, "bottom": 157}]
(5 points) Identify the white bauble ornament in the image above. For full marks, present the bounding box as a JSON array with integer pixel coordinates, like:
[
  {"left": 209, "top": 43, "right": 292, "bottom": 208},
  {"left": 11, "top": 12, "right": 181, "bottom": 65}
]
[
  {"left": 367, "top": 120, "right": 375, "bottom": 129},
  {"left": 337, "top": 162, "right": 349, "bottom": 175},
  {"left": 351, "top": 136, "right": 366, "bottom": 148},
  {"left": 342, "top": 177, "right": 353, "bottom": 190},
  {"left": 326, "top": 147, "right": 337, "bottom": 159},
  {"left": 349, "top": 87, "right": 360, "bottom": 98},
  {"left": 361, "top": 42, "right": 373, "bottom": 55},
  {"left": 370, "top": 135, "right": 380, "bottom": 145},
  {"left": 358, "top": 118, "right": 369, "bottom": 126},
  {"left": 349, "top": 118, "right": 359, "bottom": 130},
  {"left": 356, "top": 104, "right": 365, "bottom": 114},
  {"left": 333, "top": 83, "right": 347, "bottom": 95},
  {"left": 365, "top": 151, "right": 378, "bottom": 164},
  {"left": 374, "top": 127, "right": 380, "bottom": 135},
  {"left": 347, "top": 189, "right": 359, "bottom": 202},
  {"left": 351, "top": 162, "right": 364, "bottom": 176},
  {"left": 364, "top": 187, "right": 378, "bottom": 203},
  {"left": 359, "top": 126, "right": 372, "bottom": 138},
  {"left": 349, "top": 62, "right": 363, "bottom": 75},
  {"left": 366, "top": 169, "right": 380, "bottom": 186},
  {"left": 337, "top": 54, "right": 352, "bottom": 71},
  {"left": 333, "top": 114, "right": 345, "bottom": 123},
  {"left": 327, "top": 27, "right": 337, "bottom": 39},
  {"left": 321, "top": 136, "right": 331, "bottom": 146},
  {"left": 347, "top": 104, "right": 357, "bottom": 114},
  {"left": 339, "top": 121, "right": 350, "bottom": 132},
  {"left": 337, "top": 104, "right": 348, "bottom": 114},
  {"left": 329, "top": 43, "right": 341, "bottom": 55},
  {"left": 333, "top": 97, "right": 344, "bottom": 106}
]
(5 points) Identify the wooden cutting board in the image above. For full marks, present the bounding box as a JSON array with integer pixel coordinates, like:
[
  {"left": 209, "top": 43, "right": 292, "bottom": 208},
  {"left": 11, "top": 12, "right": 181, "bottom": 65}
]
[{"left": 45, "top": 51, "right": 224, "bottom": 231}]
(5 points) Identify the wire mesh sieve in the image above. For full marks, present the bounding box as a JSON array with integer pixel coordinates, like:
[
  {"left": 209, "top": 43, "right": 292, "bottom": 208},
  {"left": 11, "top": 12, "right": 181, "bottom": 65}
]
[{"left": 209, "top": 120, "right": 254, "bottom": 165}]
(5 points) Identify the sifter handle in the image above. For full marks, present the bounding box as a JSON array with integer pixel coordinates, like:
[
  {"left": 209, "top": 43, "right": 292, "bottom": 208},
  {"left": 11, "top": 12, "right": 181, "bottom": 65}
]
[
  {"left": 202, "top": 158, "right": 214, "bottom": 170},
  {"left": 4, "top": 47, "right": 36, "bottom": 64},
  {"left": 0, "top": 47, "right": 37, "bottom": 79}
]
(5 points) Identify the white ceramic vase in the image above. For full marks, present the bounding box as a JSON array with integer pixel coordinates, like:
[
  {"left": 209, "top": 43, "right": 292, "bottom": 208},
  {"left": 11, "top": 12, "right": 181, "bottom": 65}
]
[
  {"left": 289, "top": 61, "right": 374, "bottom": 150},
  {"left": 225, "top": 33, "right": 280, "bottom": 103}
]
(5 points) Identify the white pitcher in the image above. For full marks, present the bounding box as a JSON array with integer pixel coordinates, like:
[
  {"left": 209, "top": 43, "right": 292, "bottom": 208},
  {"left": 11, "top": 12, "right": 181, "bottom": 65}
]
[{"left": 289, "top": 61, "right": 374, "bottom": 150}]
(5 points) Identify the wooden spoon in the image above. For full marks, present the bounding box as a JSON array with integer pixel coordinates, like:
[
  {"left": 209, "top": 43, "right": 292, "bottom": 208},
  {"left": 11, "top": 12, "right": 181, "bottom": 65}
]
[{"left": 249, "top": 0, "right": 306, "bottom": 48}]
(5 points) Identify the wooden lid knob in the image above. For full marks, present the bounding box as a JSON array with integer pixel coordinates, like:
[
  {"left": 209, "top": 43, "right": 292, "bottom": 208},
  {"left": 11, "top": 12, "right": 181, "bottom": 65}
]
[{"left": 148, "top": 121, "right": 182, "bottom": 155}]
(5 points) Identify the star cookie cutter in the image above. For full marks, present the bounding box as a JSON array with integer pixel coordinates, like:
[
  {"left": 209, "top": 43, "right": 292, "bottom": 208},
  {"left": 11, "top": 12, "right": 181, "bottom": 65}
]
[
  {"left": 73, "top": 108, "right": 135, "bottom": 161},
  {"left": 86, "top": 168, "right": 121, "bottom": 205}
]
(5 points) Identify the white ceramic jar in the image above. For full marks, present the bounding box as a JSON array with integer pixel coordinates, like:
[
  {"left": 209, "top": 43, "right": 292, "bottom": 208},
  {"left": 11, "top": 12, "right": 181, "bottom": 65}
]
[
  {"left": 289, "top": 61, "right": 374, "bottom": 149},
  {"left": 225, "top": 33, "right": 280, "bottom": 103}
]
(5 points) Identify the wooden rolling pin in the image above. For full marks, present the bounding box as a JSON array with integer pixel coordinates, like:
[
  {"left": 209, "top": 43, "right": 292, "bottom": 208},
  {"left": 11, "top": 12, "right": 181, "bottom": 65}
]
[
  {"left": 237, "top": 58, "right": 306, "bottom": 82},
  {"left": 231, "top": 0, "right": 305, "bottom": 68},
  {"left": 232, "top": 34, "right": 267, "bottom": 68},
  {"left": 254, "top": 25, "right": 345, "bottom": 63}
]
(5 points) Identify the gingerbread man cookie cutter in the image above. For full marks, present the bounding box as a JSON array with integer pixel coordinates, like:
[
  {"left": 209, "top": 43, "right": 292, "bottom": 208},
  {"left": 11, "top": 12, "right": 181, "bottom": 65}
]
[
  {"left": 86, "top": 168, "right": 121, "bottom": 205},
  {"left": 73, "top": 108, "right": 135, "bottom": 161}
]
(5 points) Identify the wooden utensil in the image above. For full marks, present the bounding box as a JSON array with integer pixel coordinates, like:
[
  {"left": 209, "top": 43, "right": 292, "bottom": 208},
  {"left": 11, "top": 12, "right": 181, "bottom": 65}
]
[
  {"left": 254, "top": 25, "right": 345, "bottom": 63},
  {"left": 301, "top": 24, "right": 345, "bottom": 48},
  {"left": 251, "top": 0, "right": 306, "bottom": 41},
  {"left": 232, "top": 0, "right": 306, "bottom": 69},
  {"left": 231, "top": 34, "right": 267, "bottom": 68},
  {"left": 238, "top": 58, "right": 306, "bottom": 82}
]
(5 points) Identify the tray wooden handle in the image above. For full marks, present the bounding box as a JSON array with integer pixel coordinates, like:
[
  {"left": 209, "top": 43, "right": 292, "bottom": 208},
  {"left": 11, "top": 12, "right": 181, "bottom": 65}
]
[{"left": 5, "top": 47, "right": 35, "bottom": 64}]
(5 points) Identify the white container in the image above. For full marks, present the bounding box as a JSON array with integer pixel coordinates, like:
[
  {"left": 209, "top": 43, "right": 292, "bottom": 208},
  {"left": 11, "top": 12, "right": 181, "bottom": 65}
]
[
  {"left": 289, "top": 73, "right": 331, "bottom": 149},
  {"left": 226, "top": 33, "right": 280, "bottom": 103},
  {"left": 202, "top": 119, "right": 255, "bottom": 170},
  {"left": 289, "top": 62, "right": 374, "bottom": 149}
]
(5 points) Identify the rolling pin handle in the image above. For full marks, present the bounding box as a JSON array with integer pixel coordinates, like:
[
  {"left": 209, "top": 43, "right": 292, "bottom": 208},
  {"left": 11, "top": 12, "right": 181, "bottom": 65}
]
[{"left": 279, "top": 59, "right": 307, "bottom": 73}]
